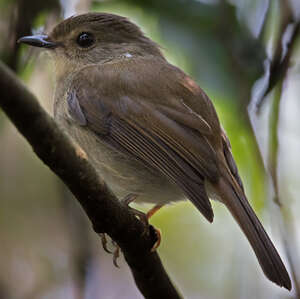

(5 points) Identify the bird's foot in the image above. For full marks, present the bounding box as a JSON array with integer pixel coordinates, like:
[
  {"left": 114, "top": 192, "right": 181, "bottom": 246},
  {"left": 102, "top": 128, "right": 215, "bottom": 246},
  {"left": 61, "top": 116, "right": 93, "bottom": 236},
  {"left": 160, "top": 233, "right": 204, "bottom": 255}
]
[
  {"left": 98, "top": 194, "right": 164, "bottom": 267},
  {"left": 122, "top": 194, "right": 163, "bottom": 252},
  {"left": 98, "top": 233, "right": 121, "bottom": 267}
]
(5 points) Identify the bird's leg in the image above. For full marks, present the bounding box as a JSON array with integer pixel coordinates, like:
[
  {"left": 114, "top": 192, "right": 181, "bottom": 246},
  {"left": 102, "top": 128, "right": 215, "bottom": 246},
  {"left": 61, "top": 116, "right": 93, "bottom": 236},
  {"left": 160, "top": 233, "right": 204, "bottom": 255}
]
[
  {"left": 122, "top": 194, "right": 164, "bottom": 252},
  {"left": 122, "top": 193, "right": 164, "bottom": 223},
  {"left": 97, "top": 194, "right": 164, "bottom": 267},
  {"left": 147, "top": 204, "right": 163, "bottom": 219}
]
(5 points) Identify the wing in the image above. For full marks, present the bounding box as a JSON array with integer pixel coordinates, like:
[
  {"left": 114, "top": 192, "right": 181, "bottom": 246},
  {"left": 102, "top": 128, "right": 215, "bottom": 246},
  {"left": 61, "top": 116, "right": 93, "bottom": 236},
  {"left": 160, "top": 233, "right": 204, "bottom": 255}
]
[{"left": 67, "top": 59, "right": 224, "bottom": 222}]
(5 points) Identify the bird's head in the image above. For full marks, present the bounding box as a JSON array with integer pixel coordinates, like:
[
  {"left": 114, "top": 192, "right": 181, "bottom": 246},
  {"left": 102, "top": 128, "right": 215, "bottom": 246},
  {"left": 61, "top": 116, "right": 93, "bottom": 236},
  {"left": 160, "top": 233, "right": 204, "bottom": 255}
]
[{"left": 18, "top": 12, "right": 163, "bottom": 77}]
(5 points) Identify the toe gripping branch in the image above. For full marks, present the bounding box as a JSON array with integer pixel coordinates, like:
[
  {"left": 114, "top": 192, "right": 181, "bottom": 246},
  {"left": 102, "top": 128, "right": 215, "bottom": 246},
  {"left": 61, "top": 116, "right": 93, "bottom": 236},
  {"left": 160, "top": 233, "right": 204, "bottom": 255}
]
[
  {"left": 121, "top": 194, "right": 162, "bottom": 253},
  {"left": 95, "top": 194, "right": 163, "bottom": 267}
]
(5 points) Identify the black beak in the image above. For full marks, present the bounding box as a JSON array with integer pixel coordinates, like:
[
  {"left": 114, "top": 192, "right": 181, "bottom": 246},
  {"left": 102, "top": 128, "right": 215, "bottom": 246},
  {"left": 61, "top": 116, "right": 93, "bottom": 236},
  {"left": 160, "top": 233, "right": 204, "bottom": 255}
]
[{"left": 17, "top": 35, "right": 57, "bottom": 49}]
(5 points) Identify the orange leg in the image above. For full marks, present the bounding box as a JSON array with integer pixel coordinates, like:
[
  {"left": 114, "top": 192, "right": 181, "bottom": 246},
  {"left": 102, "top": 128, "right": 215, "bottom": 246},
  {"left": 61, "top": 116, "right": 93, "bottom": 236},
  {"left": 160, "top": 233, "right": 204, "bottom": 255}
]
[{"left": 147, "top": 204, "right": 164, "bottom": 219}]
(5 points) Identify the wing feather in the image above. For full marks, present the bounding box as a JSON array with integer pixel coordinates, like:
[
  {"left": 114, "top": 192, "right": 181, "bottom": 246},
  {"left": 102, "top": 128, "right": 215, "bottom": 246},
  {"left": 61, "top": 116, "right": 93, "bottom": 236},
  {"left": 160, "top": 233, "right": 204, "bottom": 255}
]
[
  {"left": 68, "top": 84, "right": 214, "bottom": 221},
  {"left": 109, "top": 117, "right": 214, "bottom": 221}
]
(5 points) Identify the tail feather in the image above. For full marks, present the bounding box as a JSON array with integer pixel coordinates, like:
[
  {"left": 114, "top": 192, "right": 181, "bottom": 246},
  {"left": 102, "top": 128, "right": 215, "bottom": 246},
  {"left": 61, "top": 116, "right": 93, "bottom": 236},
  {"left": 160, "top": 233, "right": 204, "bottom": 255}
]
[{"left": 216, "top": 177, "right": 291, "bottom": 290}]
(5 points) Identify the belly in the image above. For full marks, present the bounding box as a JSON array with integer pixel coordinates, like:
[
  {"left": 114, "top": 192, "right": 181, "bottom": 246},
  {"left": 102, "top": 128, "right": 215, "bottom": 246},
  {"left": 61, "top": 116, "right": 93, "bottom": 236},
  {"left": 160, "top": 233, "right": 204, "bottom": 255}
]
[{"left": 58, "top": 118, "right": 185, "bottom": 205}]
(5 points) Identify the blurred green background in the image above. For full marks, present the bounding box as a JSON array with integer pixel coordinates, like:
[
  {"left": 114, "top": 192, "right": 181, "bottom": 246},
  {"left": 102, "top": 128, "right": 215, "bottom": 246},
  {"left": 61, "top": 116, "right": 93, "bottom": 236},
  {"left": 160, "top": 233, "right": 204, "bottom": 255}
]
[{"left": 0, "top": 0, "right": 299, "bottom": 298}]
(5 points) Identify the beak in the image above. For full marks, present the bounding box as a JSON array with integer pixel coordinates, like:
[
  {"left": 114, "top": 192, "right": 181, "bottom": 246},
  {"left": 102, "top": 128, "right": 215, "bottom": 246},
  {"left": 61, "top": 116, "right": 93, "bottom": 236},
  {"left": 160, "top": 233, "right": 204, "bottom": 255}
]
[{"left": 17, "top": 34, "right": 57, "bottom": 49}]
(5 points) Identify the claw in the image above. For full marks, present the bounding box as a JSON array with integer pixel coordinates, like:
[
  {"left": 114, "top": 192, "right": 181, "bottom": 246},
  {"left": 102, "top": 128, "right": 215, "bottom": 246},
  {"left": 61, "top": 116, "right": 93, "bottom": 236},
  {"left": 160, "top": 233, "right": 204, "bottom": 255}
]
[
  {"left": 99, "top": 234, "right": 121, "bottom": 267},
  {"left": 99, "top": 233, "right": 112, "bottom": 253},
  {"left": 113, "top": 245, "right": 120, "bottom": 268},
  {"left": 149, "top": 225, "right": 162, "bottom": 252}
]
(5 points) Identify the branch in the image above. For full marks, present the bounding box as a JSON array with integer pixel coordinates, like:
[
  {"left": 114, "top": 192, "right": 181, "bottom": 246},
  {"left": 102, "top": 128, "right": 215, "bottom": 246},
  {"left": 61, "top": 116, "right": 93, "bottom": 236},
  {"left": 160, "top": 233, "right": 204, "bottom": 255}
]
[
  {"left": 0, "top": 60, "right": 183, "bottom": 299},
  {"left": 255, "top": 1, "right": 299, "bottom": 112},
  {"left": 257, "top": 22, "right": 299, "bottom": 110}
]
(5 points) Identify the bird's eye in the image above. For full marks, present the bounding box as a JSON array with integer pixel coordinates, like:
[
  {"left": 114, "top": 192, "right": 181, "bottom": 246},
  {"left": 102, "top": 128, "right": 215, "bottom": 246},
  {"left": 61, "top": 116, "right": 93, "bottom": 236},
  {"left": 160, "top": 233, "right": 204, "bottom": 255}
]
[{"left": 76, "top": 32, "right": 95, "bottom": 48}]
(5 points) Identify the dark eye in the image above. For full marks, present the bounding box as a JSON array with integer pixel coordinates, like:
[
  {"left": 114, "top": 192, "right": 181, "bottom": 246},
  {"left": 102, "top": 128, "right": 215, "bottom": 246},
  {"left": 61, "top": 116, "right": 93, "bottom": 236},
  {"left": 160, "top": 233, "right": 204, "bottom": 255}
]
[{"left": 76, "top": 32, "right": 95, "bottom": 48}]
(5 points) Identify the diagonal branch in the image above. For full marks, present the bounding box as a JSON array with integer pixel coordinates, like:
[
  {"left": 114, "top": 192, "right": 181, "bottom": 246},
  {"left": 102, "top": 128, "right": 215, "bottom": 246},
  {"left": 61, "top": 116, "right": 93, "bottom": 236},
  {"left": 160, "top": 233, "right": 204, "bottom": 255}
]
[{"left": 0, "top": 60, "right": 183, "bottom": 299}]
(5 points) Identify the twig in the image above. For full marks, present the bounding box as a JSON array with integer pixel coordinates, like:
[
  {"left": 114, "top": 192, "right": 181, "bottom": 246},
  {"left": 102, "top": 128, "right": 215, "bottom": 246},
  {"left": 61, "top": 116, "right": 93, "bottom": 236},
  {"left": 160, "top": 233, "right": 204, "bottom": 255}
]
[
  {"left": 0, "top": 60, "right": 183, "bottom": 299},
  {"left": 255, "top": 1, "right": 299, "bottom": 111},
  {"left": 257, "top": 22, "right": 299, "bottom": 109}
]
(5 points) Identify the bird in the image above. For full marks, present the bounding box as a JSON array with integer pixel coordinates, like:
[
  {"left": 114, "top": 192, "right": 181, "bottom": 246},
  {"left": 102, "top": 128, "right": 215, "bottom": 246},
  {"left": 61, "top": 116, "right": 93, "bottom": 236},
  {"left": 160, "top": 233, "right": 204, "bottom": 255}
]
[{"left": 18, "top": 12, "right": 291, "bottom": 290}]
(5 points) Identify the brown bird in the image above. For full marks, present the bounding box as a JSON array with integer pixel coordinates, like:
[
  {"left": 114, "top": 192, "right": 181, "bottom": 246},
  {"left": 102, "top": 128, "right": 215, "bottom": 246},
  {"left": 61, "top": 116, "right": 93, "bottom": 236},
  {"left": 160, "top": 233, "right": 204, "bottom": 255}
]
[{"left": 18, "top": 12, "right": 291, "bottom": 290}]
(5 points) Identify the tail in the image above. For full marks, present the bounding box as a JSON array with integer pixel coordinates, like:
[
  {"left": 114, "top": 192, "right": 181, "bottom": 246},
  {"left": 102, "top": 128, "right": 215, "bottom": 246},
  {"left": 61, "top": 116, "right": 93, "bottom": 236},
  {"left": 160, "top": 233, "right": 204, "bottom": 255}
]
[{"left": 216, "top": 177, "right": 291, "bottom": 290}]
